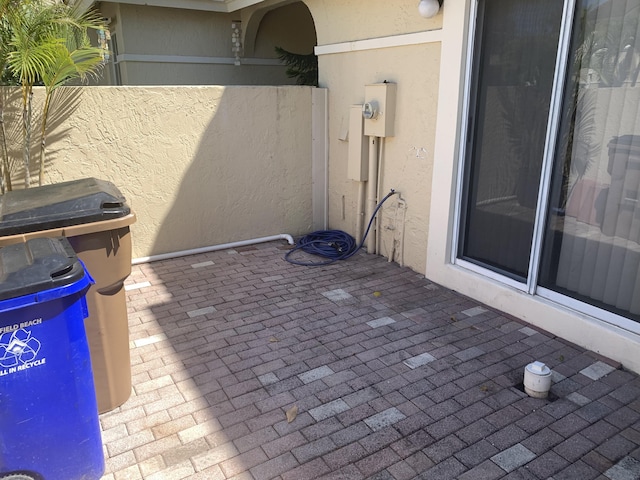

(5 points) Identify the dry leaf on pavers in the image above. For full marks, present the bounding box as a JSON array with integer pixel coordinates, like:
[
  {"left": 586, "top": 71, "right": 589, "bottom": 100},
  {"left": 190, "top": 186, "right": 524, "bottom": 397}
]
[
  {"left": 286, "top": 405, "right": 298, "bottom": 423},
  {"left": 269, "top": 336, "right": 280, "bottom": 343},
  {"left": 373, "top": 291, "right": 382, "bottom": 297}
]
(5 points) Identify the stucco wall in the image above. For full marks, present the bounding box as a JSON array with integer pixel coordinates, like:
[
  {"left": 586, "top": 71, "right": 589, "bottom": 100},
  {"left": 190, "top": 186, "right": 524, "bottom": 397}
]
[
  {"left": 306, "top": 0, "right": 442, "bottom": 274},
  {"left": 99, "top": 1, "right": 316, "bottom": 86},
  {"left": 2, "top": 86, "right": 315, "bottom": 259},
  {"left": 305, "top": 0, "right": 442, "bottom": 44}
]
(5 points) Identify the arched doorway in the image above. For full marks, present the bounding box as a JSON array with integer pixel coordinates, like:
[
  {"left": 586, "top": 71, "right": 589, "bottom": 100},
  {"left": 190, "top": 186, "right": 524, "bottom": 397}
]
[{"left": 244, "top": 1, "right": 317, "bottom": 85}]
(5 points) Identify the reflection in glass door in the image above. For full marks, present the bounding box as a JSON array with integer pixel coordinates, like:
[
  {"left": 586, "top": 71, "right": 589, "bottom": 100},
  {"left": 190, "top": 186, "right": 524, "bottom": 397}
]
[
  {"left": 459, "top": 0, "right": 640, "bottom": 325},
  {"left": 459, "top": 0, "right": 564, "bottom": 280},
  {"left": 539, "top": 0, "right": 640, "bottom": 322}
]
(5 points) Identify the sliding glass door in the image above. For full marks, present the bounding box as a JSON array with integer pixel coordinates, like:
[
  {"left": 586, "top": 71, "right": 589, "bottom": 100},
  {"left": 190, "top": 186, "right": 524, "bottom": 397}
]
[
  {"left": 459, "top": 0, "right": 640, "bottom": 325},
  {"left": 459, "top": 0, "right": 564, "bottom": 281}
]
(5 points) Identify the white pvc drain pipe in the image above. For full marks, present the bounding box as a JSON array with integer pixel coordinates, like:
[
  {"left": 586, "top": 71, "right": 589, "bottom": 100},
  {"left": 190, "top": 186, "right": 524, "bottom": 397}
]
[
  {"left": 523, "top": 361, "right": 552, "bottom": 398},
  {"left": 132, "top": 234, "right": 294, "bottom": 265}
]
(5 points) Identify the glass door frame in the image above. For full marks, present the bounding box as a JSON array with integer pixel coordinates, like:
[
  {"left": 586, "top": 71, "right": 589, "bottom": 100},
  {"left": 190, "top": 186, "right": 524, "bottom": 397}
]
[{"left": 451, "top": 0, "right": 640, "bottom": 335}]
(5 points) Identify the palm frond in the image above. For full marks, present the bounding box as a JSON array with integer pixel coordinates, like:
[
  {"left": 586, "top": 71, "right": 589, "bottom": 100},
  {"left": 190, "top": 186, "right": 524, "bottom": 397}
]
[
  {"left": 41, "top": 45, "right": 104, "bottom": 90},
  {"left": 1, "top": 0, "right": 107, "bottom": 187},
  {"left": 275, "top": 46, "right": 318, "bottom": 86}
]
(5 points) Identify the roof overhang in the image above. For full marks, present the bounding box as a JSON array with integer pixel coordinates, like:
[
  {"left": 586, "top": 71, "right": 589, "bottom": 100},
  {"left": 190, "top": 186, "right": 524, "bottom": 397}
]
[{"left": 79, "top": 0, "right": 266, "bottom": 13}]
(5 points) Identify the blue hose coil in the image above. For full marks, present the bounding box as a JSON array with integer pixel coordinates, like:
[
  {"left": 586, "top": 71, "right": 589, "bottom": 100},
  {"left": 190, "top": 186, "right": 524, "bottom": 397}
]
[{"left": 285, "top": 190, "right": 399, "bottom": 266}]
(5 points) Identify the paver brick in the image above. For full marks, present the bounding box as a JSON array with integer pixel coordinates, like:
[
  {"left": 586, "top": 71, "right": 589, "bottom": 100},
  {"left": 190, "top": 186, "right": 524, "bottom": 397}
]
[
  {"left": 292, "top": 436, "right": 337, "bottom": 463},
  {"left": 426, "top": 381, "right": 465, "bottom": 403},
  {"left": 424, "top": 415, "right": 465, "bottom": 440},
  {"left": 301, "top": 416, "right": 344, "bottom": 441},
  {"left": 550, "top": 412, "right": 592, "bottom": 438},
  {"left": 604, "top": 455, "right": 640, "bottom": 480},
  {"left": 161, "top": 438, "right": 209, "bottom": 466},
  {"left": 553, "top": 460, "right": 600, "bottom": 480},
  {"left": 191, "top": 442, "right": 240, "bottom": 471},
  {"left": 262, "top": 431, "right": 307, "bottom": 459},
  {"left": 403, "top": 352, "right": 436, "bottom": 369},
  {"left": 249, "top": 452, "right": 299, "bottom": 479},
  {"left": 424, "top": 434, "right": 467, "bottom": 463},
  {"left": 457, "top": 459, "right": 506, "bottom": 480},
  {"left": 107, "top": 430, "right": 156, "bottom": 458},
  {"left": 487, "top": 424, "right": 530, "bottom": 451},
  {"left": 523, "top": 450, "right": 569, "bottom": 478},
  {"left": 112, "top": 464, "right": 142, "bottom": 480},
  {"left": 515, "top": 410, "right": 556, "bottom": 434},
  {"left": 105, "top": 450, "right": 138, "bottom": 474},
  {"left": 553, "top": 433, "right": 597, "bottom": 462},
  {"left": 281, "top": 457, "right": 331, "bottom": 480},
  {"left": 309, "top": 399, "right": 351, "bottom": 421},
  {"left": 359, "top": 427, "right": 403, "bottom": 454},
  {"left": 98, "top": 244, "right": 640, "bottom": 480},
  {"left": 355, "top": 447, "right": 402, "bottom": 478},
  {"left": 428, "top": 398, "right": 464, "bottom": 421},
  {"left": 416, "top": 456, "right": 467, "bottom": 480},
  {"left": 385, "top": 460, "right": 416, "bottom": 480},
  {"left": 364, "top": 407, "right": 406, "bottom": 432},
  {"left": 606, "top": 406, "right": 640, "bottom": 430},
  {"left": 233, "top": 426, "right": 279, "bottom": 453},
  {"left": 597, "top": 434, "right": 637, "bottom": 462},
  {"left": 136, "top": 454, "right": 165, "bottom": 478},
  {"left": 322, "top": 441, "right": 368, "bottom": 469},
  {"left": 455, "top": 439, "right": 500, "bottom": 468},
  {"left": 490, "top": 443, "right": 536, "bottom": 473},
  {"left": 298, "top": 365, "right": 335, "bottom": 384},
  {"left": 455, "top": 401, "right": 494, "bottom": 425},
  {"left": 520, "top": 426, "right": 565, "bottom": 454},
  {"left": 151, "top": 415, "right": 196, "bottom": 439}
]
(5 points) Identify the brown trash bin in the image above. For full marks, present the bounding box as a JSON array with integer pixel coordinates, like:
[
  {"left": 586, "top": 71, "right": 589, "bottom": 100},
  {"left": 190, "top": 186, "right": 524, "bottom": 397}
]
[
  {"left": 603, "top": 135, "right": 640, "bottom": 241},
  {"left": 0, "top": 178, "right": 136, "bottom": 413}
]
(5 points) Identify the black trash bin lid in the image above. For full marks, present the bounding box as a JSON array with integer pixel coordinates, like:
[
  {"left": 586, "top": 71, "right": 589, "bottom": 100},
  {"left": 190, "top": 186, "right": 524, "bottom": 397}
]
[
  {"left": 0, "top": 177, "right": 130, "bottom": 236},
  {"left": 0, "top": 237, "right": 86, "bottom": 301}
]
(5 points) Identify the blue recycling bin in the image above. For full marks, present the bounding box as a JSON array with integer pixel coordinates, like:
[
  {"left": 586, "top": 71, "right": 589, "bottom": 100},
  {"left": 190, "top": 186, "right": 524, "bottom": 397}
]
[{"left": 0, "top": 237, "right": 104, "bottom": 480}]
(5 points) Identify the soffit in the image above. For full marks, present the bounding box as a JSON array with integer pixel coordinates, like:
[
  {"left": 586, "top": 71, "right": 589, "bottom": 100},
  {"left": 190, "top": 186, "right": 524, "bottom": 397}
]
[{"left": 97, "top": 0, "right": 266, "bottom": 13}]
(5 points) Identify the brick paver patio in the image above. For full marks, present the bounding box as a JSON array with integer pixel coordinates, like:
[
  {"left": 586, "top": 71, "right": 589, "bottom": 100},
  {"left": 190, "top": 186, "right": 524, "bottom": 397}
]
[{"left": 100, "top": 240, "right": 640, "bottom": 479}]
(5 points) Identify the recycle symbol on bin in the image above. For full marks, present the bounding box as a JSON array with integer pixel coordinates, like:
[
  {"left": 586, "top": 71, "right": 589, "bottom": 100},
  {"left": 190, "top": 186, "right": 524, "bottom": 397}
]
[{"left": 0, "top": 329, "right": 41, "bottom": 368}]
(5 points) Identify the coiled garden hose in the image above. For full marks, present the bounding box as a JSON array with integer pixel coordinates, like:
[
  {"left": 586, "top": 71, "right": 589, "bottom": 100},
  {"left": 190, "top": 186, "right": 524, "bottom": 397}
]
[{"left": 285, "top": 189, "right": 399, "bottom": 266}]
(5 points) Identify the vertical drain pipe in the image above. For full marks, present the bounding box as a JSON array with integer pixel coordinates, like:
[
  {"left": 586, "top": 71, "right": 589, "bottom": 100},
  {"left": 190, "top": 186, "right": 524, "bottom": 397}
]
[
  {"left": 375, "top": 137, "right": 386, "bottom": 255},
  {"left": 366, "top": 135, "right": 379, "bottom": 254},
  {"left": 356, "top": 181, "right": 366, "bottom": 242}
]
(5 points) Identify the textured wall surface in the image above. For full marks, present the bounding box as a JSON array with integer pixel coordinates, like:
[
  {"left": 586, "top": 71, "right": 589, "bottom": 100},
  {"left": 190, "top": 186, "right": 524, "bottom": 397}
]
[
  {"left": 3, "top": 86, "right": 314, "bottom": 259},
  {"left": 307, "top": 0, "right": 442, "bottom": 274},
  {"left": 98, "top": 2, "right": 316, "bottom": 86},
  {"left": 305, "top": 0, "right": 442, "bottom": 45}
]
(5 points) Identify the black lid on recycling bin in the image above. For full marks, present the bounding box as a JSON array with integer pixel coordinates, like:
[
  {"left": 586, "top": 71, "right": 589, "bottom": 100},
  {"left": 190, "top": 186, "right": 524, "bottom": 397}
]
[
  {"left": 0, "top": 237, "right": 86, "bottom": 300},
  {"left": 0, "top": 177, "right": 130, "bottom": 236}
]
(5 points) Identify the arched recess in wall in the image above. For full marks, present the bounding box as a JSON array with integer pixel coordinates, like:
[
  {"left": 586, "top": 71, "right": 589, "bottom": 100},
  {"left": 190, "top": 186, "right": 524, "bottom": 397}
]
[{"left": 243, "top": 1, "right": 316, "bottom": 62}]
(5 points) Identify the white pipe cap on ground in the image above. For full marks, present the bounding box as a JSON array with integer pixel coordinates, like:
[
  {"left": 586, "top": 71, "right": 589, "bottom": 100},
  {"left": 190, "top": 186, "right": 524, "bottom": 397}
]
[{"left": 524, "top": 361, "right": 552, "bottom": 398}]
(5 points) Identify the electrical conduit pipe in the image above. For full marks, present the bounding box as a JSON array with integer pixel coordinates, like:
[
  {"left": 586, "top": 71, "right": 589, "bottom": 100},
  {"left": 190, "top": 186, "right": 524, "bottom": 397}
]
[
  {"left": 366, "top": 136, "right": 379, "bottom": 254},
  {"left": 356, "top": 181, "right": 366, "bottom": 242}
]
